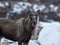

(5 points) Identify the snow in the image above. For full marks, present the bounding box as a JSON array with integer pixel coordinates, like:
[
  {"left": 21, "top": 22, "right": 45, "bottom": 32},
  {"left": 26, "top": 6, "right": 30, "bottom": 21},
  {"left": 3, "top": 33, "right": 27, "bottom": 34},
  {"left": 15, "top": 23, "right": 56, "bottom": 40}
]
[
  {"left": 12, "top": 4, "right": 23, "bottom": 14},
  {"left": 5, "top": 2, "right": 9, "bottom": 6},
  {"left": 23, "top": 2, "right": 32, "bottom": 7},
  {"left": 49, "top": 4, "right": 58, "bottom": 12},
  {"left": 38, "top": 5, "right": 46, "bottom": 11},
  {"left": 0, "top": 2, "right": 9, "bottom": 8},
  {"left": 54, "top": 6, "right": 58, "bottom": 12},
  {"left": 17, "top": 2, "right": 32, "bottom": 10},
  {"left": 12, "top": 2, "right": 32, "bottom": 14},
  {"left": 1, "top": 38, "right": 18, "bottom": 45},
  {"left": 17, "top": 2, "right": 32, "bottom": 7},
  {"left": 33, "top": 4, "right": 46, "bottom": 12},
  {"left": 57, "top": 13, "right": 60, "bottom": 17},
  {"left": 38, "top": 22, "right": 60, "bottom": 45},
  {"left": 37, "top": 22, "right": 51, "bottom": 27},
  {"left": 18, "top": 2, "right": 23, "bottom": 5},
  {"left": 28, "top": 40, "right": 39, "bottom": 45},
  {"left": 43, "top": 8, "right": 49, "bottom": 13},
  {"left": 33, "top": 4, "right": 39, "bottom": 12},
  {"left": 49, "top": 4, "right": 55, "bottom": 8},
  {"left": 0, "top": 2, "right": 5, "bottom": 8}
]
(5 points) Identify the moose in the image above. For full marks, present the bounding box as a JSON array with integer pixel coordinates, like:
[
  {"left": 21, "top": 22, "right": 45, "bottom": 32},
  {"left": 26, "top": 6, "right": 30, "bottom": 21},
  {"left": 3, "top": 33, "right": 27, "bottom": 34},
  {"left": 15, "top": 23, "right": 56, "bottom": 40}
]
[{"left": 0, "top": 11, "right": 38, "bottom": 45}]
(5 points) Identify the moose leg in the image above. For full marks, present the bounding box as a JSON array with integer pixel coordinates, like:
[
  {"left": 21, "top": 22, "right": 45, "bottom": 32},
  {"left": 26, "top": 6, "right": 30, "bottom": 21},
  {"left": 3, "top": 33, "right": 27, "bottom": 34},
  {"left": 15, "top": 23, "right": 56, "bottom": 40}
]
[
  {"left": 18, "top": 42, "right": 22, "bottom": 45},
  {"left": 0, "top": 37, "right": 2, "bottom": 42},
  {"left": 23, "top": 42, "right": 28, "bottom": 45},
  {"left": 0, "top": 27, "right": 2, "bottom": 42}
]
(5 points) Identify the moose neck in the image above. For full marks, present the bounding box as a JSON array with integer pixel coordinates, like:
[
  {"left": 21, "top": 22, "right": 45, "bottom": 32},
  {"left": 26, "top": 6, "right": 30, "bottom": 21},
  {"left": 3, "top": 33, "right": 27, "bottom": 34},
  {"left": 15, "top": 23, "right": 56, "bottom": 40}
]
[{"left": 24, "top": 17, "right": 35, "bottom": 33}]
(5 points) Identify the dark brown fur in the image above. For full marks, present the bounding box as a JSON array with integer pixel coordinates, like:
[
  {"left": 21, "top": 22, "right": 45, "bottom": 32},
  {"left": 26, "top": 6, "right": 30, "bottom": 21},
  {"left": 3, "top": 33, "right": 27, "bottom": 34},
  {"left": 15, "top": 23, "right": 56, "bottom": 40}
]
[{"left": 0, "top": 13, "right": 37, "bottom": 45}]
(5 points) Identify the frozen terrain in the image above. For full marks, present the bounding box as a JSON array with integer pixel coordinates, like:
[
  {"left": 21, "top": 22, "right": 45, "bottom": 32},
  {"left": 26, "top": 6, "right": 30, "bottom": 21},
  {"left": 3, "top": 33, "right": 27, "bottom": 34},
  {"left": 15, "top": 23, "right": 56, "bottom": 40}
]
[
  {"left": 0, "top": 2, "right": 60, "bottom": 45},
  {"left": 38, "top": 22, "right": 60, "bottom": 45}
]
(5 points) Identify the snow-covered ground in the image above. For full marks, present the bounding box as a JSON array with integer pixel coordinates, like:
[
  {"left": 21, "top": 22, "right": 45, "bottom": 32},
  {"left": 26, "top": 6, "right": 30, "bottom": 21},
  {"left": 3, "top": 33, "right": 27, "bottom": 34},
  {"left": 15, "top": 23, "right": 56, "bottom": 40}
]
[
  {"left": 38, "top": 22, "right": 60, "bottom": 45},
  {"left": 0, "top": 2, "right": 60, "bottom": 45},
  {"left": 1, "top": 38, "right": 18, "bottom": 45}
]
